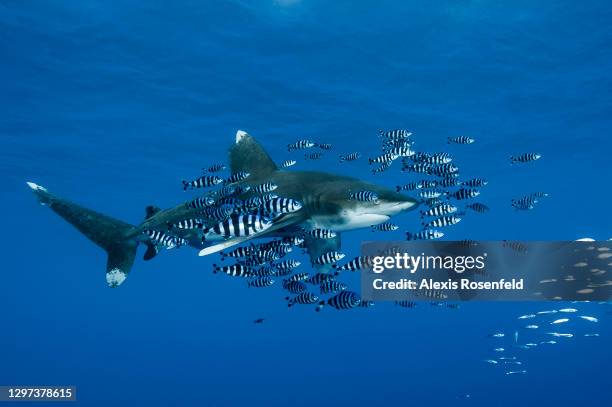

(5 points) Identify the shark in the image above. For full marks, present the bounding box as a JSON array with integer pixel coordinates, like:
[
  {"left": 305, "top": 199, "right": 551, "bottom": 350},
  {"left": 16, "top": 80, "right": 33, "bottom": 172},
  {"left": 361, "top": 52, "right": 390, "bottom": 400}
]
[{"left": 27, "top": 130, "right": 419, "bottom": 287}]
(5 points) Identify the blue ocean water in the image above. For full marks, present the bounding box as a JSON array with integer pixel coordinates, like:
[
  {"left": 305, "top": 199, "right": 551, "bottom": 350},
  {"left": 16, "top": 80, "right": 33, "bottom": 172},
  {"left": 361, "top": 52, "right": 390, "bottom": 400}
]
[{"left": 1, "top": 1, "right": 611, "bottom": 405}]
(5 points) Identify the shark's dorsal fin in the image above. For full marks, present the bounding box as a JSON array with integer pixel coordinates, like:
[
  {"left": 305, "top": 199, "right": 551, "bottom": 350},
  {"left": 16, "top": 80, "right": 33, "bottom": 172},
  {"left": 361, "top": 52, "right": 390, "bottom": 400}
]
[{"left": 229, "top": 130, "right": 278, "bottom": 178}]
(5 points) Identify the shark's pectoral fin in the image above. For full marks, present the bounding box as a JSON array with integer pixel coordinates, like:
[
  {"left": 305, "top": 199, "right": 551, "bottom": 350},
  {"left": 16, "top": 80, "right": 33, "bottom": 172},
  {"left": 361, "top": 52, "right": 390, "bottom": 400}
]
[
  {"left": 198, "top": 235, "right": 252, "bottom": 257},
  {"left": 230, "top": 130, "right": 278, "bottom": 178},
  {"left": 304, "top": 233, "right": 342, "bottom": 272}
]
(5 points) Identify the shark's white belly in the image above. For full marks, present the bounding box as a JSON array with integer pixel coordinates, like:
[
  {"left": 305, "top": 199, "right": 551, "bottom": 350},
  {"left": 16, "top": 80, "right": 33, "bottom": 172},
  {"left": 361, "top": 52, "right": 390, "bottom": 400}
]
[{"left": 308, "top": 211, "right": 390, "bottom": 232}]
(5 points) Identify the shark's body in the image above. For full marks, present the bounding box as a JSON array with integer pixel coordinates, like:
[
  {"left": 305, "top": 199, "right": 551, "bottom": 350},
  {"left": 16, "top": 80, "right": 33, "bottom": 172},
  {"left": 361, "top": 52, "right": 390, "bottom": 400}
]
[{"left": 28, "top": 131, "right": 418, "bottom": 287}]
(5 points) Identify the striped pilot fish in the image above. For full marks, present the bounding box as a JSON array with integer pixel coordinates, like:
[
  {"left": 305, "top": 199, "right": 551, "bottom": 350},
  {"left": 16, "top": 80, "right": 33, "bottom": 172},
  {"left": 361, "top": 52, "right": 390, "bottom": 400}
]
[
  {"left": 406, "top": 230, "right": 444, "bottom": 240},
  {"left": 423, "top": 215, "right": 462, "bottom": 228},
  {"left": 387, "top": 144, "right": 415, "bottom": 158},
  {"left": 320, "top": 281, "right": 347, "bottom": 294},
  {"left": 461, "top": 178, "right": 488, "bottom": 187},
  {"left": 317, "top": 143, "right": 333, "bottom": 150},
  {"left": 253, "top": 182, "right": 278, "bottom": 194},
  {"left": 420, "top": 204, "right": 457, "bottom": 218},
  {"left": 270, "top": 267, "right": 294, "bottom": 277},
  {"left": 305, "top": 228, "right": 337, "bottom": 239},
  {"left": 214, "top": 185, "right": 239, "bottom": 200},
  {"left": 314, "top": 251, "right": 345, "bottom": 265},
  {"left": 286, "top": 292, "right": 319, "bottom": 307},
  {"left": 185, "top": 196, "right": 216, "bottom": 210},
  {"left": 369, "top": 152, "right": 399, "bottom": 165},
  {"left": 339, "top": 152, "right": 361, "bottom": 162},
  {"left": 283, "top": 280, "right": 307, "bottom": 294},
  {"left": 282, "top": 236, "right": 304, "bottom": 246},
  {"left": 143, "top": 230, "right": 187, "bottom": 249},
  {"left": 335, "top": 256, "right": 374, "bottom": 272},
  {"left": 396, "top": 182, "right": 422, "bottom": 192},
  {"left": 288, "top": 139, "right": 316, "bottom": 151},
  {"left": 411, "top": 152, "right": 452, "bottom": 165},
  {"left": 213, "top": 263, "right": 254, "bottom": 277},
  {"left": 263, "top": 197, "right": 303, "bottom": 215},
  {"left": 316, "top": 291, "right": 361, "bottom": 312},
  {"left": 419, "top": 189, "right": 444, "bottom": 199},
  {"left": 438, "top": 178, "right": 458, "bottom": 188},
  {"left": 197, "top": 204, "right": 234, "bottom": 221},
  {"left": 202, "top": 163, "right": 226, "bottom": 173},
  {"left": 247, "top": 277, "right": 275, "bottom": 288},
  {"left": 447, "top": 136, "right": 475, "bottom": 145},
  {"left": 182, "top": 175, "right": 223, "bottom": 190},
  {"left": 371, "top": 161, "right": 392, "bottom": 174},
  {"left": 414, "top": 289, "right": 448, "bottom": 299},
  {"left": 284, "top": 272, "right": 310, "bottom": 283},
  {"left": 395, "top": 300, "right": 417, "bottom": 308},
  {"left": 372, "top": 222, "right": 399, "bottom": 232},
  {"left": 251, "top": 266, "right": 275, "bottom": 277},
  {"left": 430, "top": 163, "right": 459, "bottom": 177},
  {"left": 224, "top": 171, "right": 250, "bottom": 185},
  {"left": 383, "top": 137, "right": 414, "bottom": 150},
  {"left": 275, "top": 260, "right": 301, "bottom": 270},
  {"left": 418, "top": 180, "right": 438, "bottom": 189},
  {"left": 167, "top": 218, "right": 205, "bottom": 230},
  {"left": 448, "top": 188, "right": 480, "bottom": 200},
  {"left": 261, "top": 193, "right": 279, "bottom": 202},
  {"left": 233, "top": 184, "right": 251, "bottom": 195},
  {"left": 307, "top": 272, "right": 337, "bottom": 285},
  {"left": 511, "top": 153, "right": 541, "bottom": 164},
  {"left": 401, "top": 162, "right": 432, "bottom": 174},
  {"left": 511, "top": 195, "right": 539, "bottom": 210},
  {"left": 253, "top": 238, "right": 289, "bottom": 251},
  {"left": 349, "top": 190, "right": 379, "bottom": 203},
  {"left": 220, "top": 245, "right": 254, "bottom": 260},
  {"left": 423, "top": 198, "right": 443, "bottom": 208},
  {"left": 242, "top": 196, "right": 263, "bottom": 210},
  {"left": 466, "top": 203, "right": 490, "bottom": 213},
  {"left": 280, "top": 159, "right": 296, "bottom": 168},
  {"left": 203, "top": 214, "right": 273, "bottom": 241},
  {"left": 379, "top": 129, "right": 412, "bottom": 140}
]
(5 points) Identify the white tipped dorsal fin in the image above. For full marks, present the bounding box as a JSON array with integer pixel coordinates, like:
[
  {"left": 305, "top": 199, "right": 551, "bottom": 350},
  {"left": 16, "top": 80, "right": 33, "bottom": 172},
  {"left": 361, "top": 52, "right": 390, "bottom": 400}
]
[
  {"left": 236, "top": 130, "right": 249, "bottom": 144},
  {"left": 229, "top": 130, "right": 278, "bottom": 176},
  {"left": 26, "top": 181, "right": 47, "bottom": 192}
]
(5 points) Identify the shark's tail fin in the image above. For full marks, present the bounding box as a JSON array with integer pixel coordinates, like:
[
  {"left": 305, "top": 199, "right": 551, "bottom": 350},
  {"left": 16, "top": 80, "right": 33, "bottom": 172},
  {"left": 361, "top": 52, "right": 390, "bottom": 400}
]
[{"left": 27, "top": 181, "right": 138, "bottom": 288}]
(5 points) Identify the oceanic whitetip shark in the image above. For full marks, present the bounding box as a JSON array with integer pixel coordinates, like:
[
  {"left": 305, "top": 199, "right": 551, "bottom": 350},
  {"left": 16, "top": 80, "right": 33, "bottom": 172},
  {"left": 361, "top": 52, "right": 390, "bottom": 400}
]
[{"left": 27, "top": 130, "right": 418, "bottom": 287}]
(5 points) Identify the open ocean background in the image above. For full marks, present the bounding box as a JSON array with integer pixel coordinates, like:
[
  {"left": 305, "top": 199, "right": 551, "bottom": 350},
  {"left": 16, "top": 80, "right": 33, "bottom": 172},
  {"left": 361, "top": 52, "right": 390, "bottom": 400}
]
[{"left": 1, "top": 1, "right": 611, "bottom": 406}]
